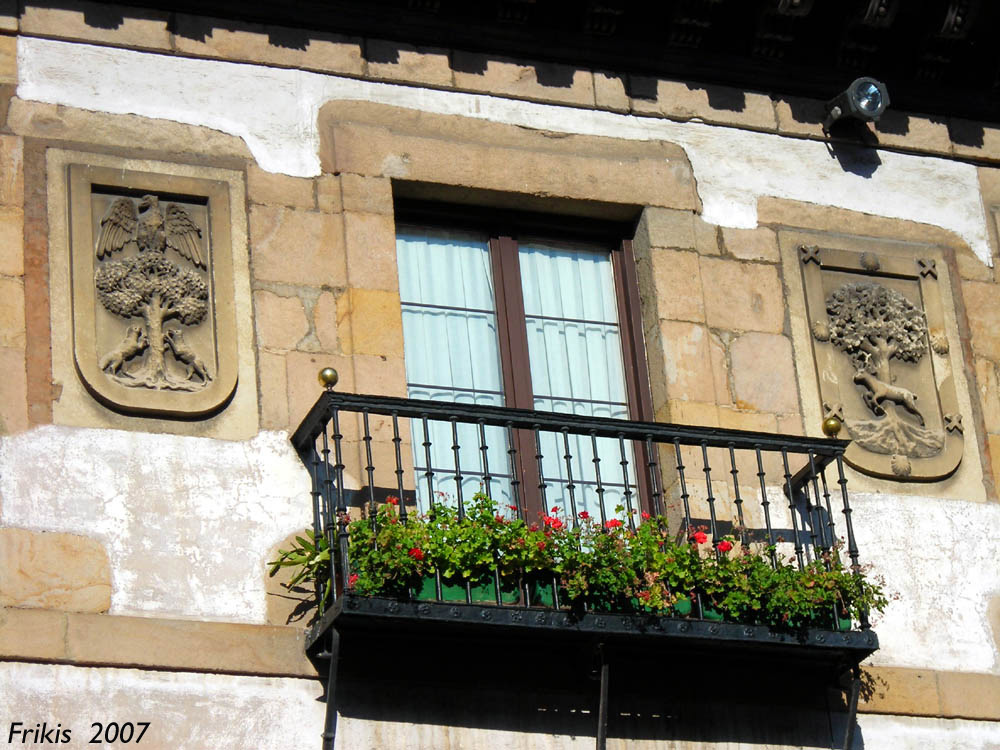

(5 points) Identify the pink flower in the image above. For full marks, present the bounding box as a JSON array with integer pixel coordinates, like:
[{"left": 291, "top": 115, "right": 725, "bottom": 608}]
[
  {"left": 691, "top": 531, "right": 708, "bottom": 545},
  {"left": 408, "top": 547, "right": 424, "bottom": 561},
  {"left": 718, "top": 540, "right": 733, "bottom": 553},
  {"left": 347, "top": 573, "right": 358, "bottom": 588},
  {"left": 605, "top": 519, "right": 623, "bottom": 529}
]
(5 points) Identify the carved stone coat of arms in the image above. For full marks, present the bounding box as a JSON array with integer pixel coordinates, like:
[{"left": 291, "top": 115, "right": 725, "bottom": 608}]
[
  {"left": 799, "top": 245, "right": 963, "bottom": 481},
  {"left": 69, "top": 165, "right": 238, "bottom": 418}
]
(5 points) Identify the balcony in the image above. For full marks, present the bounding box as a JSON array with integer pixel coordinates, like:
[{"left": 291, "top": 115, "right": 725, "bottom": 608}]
[{"left": 290, "top": 381, "right": 879, "bottom": 750}]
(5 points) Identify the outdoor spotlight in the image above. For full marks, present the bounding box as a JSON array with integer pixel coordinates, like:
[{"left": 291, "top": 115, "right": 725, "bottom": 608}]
[{"left": 824, "top": 77, "right": 890, "bottom": 130}]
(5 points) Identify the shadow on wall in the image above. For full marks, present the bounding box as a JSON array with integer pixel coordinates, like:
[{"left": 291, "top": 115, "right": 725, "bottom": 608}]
[{"left": 330, "top": 633, "right": 858, "bottom": 748}]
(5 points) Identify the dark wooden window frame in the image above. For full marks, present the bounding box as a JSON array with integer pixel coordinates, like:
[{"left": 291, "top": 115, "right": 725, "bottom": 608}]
[{"left": 395, "top": 200, "right": 654, "bottom": 520}]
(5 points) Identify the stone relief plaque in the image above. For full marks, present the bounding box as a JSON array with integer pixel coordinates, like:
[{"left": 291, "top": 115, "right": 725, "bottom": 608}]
[
  {"left": 69, "top": 165, "right": 238, "bottom": 417},
  {"left": 800, "top": 245, "right": 962, "bottom": 481}
]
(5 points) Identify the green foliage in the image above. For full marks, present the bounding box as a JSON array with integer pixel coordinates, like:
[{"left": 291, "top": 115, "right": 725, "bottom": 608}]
[
  {"left": 281, "top": 492, "right": 888, "bottom": 631},
  {"left": 267, "top": 528, "right": 332, "bottom": 609}
]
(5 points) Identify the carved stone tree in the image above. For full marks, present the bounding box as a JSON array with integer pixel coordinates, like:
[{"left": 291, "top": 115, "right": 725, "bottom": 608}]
[
  {"left": 95, "top": 252, "right": 209, "bottom": 390},
  {"left": 824, "top": 281, "right": 942, "bottom": 463}
]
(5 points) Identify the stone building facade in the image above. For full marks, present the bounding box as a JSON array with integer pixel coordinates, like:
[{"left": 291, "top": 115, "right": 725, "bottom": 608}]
[{"left": 1, "top": 2, "right": 999, "bottom": 748}]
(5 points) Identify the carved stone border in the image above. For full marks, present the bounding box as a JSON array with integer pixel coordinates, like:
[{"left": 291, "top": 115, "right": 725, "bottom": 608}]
[
  {"left": 69, "top": 165, "right": 238, "bottom": 417},
  {"left": 794, "top": 240, "right": 963, "bottom": 482}
]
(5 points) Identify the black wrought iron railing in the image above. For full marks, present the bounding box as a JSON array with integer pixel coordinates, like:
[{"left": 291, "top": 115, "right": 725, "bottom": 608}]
[{"left": 290, "top": 382, "right": 871, "bottom": 630}]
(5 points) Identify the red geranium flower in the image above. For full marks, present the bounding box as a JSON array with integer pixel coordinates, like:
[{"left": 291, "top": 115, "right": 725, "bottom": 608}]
[
  {"left": 605, "top": 519, "right": 623, "bottom": 529},
  {"left": 718, "top": 540, "right": 733, "bottom": 553},
  {"left": 691, "top": 531, "right": 708, "bottom": 545},
  {"left": 550, "top": 506, "right": 560, "bottom": 514},
  {"left": 529, "top": 523, "right": 539, "bottom": 532},
  {"left": 536, "top": 541, "right": 547, "bottom": 551},
  {"left": 347, "top": 573, "right": 359, "bottom": 587},
  {"left": 408, "top": 547, "right": 424, "bottom": 561},
  {"left": 641, "top": 511, "right": 651, "bottom": 521},
  {"left": 386, "top": 496, "right": 399, "bottom": 506},
  {"left": 578, "top": 511, "right": 590, "bottom": 520}
]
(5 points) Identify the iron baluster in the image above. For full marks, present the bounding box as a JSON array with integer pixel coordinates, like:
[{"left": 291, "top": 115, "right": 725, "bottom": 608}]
[
  {"left": 645, "top": 436, "right": 662, "bottom": 517},
  {"left": 618, "top": 434, "right": 635, "bottom": 531},
  {"left": 700, "top": 441, "right": 720, "bottom": 557},
  {"left": 781, "top": 448, "right": 806, "bottom": 570},
  {"left": 330, "top": 408, "right": 349, "bottom": 603},
  {"left": 673, "top": 439, "right": 693, "bottom": 533},
  {"left": 391, "top": 412, "right": 407, "bottom": 523},
  {"left": 728, "top": 444, "right": 747, "bottom": 546},
  {"left": 755, "top": 447, "right": 778, "bottom": 567},
  {"left": 836, "top": 453, "right": 868, "bottom": 629},
  {"left": 478, "top": 420, "right": 493, "bottom": 500},
  {"left": 362, "top": 410, "right": 377, "bottom": 523},
  {"left": 561, "top": 428, "right": 579, "bottom": 524},
  {"left": 807, "top": 450, "right": 828, "bottom": 553},
  {"left": 319, "top": 427, "right": 337, "bottom": 605},
  {"left": 308, "top": 446, "right": 324, "bottom": 608},
  {"left": 591, "top": 431, "right": 608, "bottom": 526},
  {"left": 820, "top": 467, "right": 838, "bottom": 551}
]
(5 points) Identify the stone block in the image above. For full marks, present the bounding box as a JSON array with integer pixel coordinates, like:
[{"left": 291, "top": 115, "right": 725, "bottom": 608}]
[
  {"left": 730, "top": 332, "right": 799, "bottom": 414},
  {"left": 950, "top": 118, "right": 1000, "bottom": 161},
  {"left": 700, "top": 257, "right": 785, "bottom": 334},
  {"left": 631, "top": 77, "right": 777, "bottom": 131},
  {"left": 20, "top": 2, "right": 171, "bottom": 50},
  {"left": 962, "top": 281, "right": 1000, "bottom": 361},
  {"left": 721, "top": 226, "right": 780, "bottom": 262},
  {"left": 0, "top": 134, "right": 22, "bottom": 206},
  {"left": 0, "top": 528, "right": 111, "bottom": 612},
  {"left": 709, "top": 333, "right": 731, "bottom": 406},
  {"left": 313, "top": 290, "right": 340, "bottom": 352},
  {"left": 452, "top": 52, "right": 595, "bottom": 107},
  {"left": 8, "top": 100, "right": 251, "bottom": 162},
  {"left": 657, "top": 320, "right": 716, "bottom": 403},
  {"left": 352, "top": 354, "right": 407, "bottom": 400},
  {"left": 0, "top": 33, "right": 15, "bottom": 84},
  {"left": 173, "top": 15, "right": 363, "bottom": 76},
  {"left": 344, "top": 212, "right": 399, "bottom": 291},
  {"left": 247, "top": 166, "right": 315, "bottom": 210},
  {"left": 254, "top": 290, "right": 310, "bottom": 351},
  {"left": 335, "top": 288, "right": 404, "bottom": 358},
  {"left": 0, "top": 205, "right": 23, "bottom": 276},
  {"left": 0, "top": 607, "right": 67, "bottom": 661},
  {"left": 636, "top": 207, "right": 696, "bottom": 251},
  {"left": 0, "top": 0, "right": 16, "bottom": 32},
  {"left": 65, "top": 613, "right": 314, "bottom": 676},
  {"left": 874, "top": 112, "right": 952, "bottom": 155},
  {"left": 937, "top": 672, "right": 1000, "bottom": 720},
  {"left": 651, "top": 248, "right": 704, "bottom": 323},
  {"left": 0, "top": 275, "right": 24, "bottom": 348},
  {"left": 0, "top": 345, "right": 27, "bottom": 434},
  {"left": 321, "top": 111, "right": 698, "bottom": 211},
  {"left": 859, "top": 667, "right": 941, "bottom": 716},
  {"left": 258, "top": 350, "right": 289, "bottom": 431},
  {"left": 341, "top": 174, "right": 393, "bottom": 215},
  {"left": 249, "top": 206, "right": 346, "bottom": 288},
  {"left": 717, "top": 407, "right": 777, "bottom": 433},
  {"left": 594, "top": 70, "right": 628, "bottom": 113},
  {"left": 693, "top": 216, "right": 721, "bottom": 255},
  {"left": 773, "top": 96, "right": 825, "bottom": 139},
  {"left": 366, "top": 39, "right": 453, "bottom": 87},
  {"left": 956, "top": 242, "right": 993, "bottom": 281},
  {"left": 285, "top": 350, "right": 354, "bottom": 426},
  {"left": 316, "top": 175, "right": 343, "bottom": 214},
  {"left": 662, "top": 399, "right": 718, "bottom": 427},
  {"left": 976, "top": 358, "right": 1000, "bottom": 434},
  {"left": 989, "top": 435, "right": 1000, "bottom": 493},
  {"left": 777, "top": 413, "right": 804, "bottom": 436}
]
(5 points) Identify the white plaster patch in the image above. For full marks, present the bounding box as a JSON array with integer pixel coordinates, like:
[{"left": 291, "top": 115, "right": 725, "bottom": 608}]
[
  {"left": 16, "top": 37, "right": 993, "bottom": 265},
  {"left": 0, "top": 425, "right": 313, "bottom": 623},
  {"left": 854, "top": 713, "right": 1000, "bottom": 749},
  {"left": 0, "top": 662, "right": 324, "bottom": 749},
  {"left": 851, "top": 493, "right": 1000, "bottom": 674}
]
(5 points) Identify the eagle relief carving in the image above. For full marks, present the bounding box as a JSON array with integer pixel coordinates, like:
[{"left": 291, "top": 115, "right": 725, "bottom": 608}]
[{"left": 93, "top": 195, "right": 212, "bottom": 392}]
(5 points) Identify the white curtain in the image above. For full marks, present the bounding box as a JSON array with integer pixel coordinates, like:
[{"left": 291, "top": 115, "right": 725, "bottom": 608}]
[
  {"left": 397, "top": 229, "right": 513, "bottom": 510},
  {"left": 519, "top": 241, "right": 636, "bottom": 522}
]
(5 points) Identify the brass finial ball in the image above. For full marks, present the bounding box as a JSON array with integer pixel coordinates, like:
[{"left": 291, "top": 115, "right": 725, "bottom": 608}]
[
  {"left": 822, "top": 416, "right": 843, "bottom": 437},
  {"left": 318, "top": 367, "right": 339, "bottom": 390}
]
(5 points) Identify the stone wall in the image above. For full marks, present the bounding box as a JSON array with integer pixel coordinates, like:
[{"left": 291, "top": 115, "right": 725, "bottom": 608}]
[{"left": 1, "top": 3, "right": 1000, "bottom": 747}]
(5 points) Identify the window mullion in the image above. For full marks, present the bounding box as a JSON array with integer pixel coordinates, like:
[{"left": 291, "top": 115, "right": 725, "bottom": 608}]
[{"left": 490, "top": 236, "right": 543, "bottom": 520}]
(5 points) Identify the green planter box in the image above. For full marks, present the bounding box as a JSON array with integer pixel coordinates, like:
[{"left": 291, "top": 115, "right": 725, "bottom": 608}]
[{"left": 416, "top": 575, "right": 519, "bottom": 604}]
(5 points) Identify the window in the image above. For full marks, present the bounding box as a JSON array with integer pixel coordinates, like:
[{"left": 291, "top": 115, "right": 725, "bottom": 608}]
[{"left": 395, "top": 205, "right": 652, "bottom": 521}]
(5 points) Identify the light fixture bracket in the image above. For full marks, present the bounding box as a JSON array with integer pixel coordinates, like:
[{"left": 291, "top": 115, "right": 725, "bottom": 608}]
[{"left": 824, "top": 77, "right": 890, "bottom": 130}]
